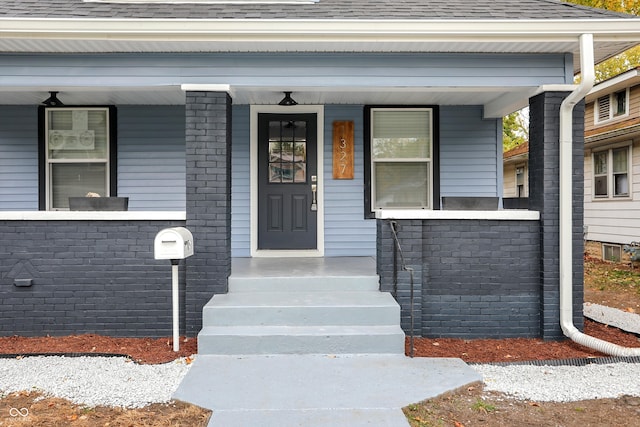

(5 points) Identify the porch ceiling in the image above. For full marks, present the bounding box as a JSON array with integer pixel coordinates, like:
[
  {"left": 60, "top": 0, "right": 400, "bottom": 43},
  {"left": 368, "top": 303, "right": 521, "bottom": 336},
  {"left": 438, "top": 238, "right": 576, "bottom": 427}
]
[{"left": 0, "top": 85, "right": 554, "bottom": 118}]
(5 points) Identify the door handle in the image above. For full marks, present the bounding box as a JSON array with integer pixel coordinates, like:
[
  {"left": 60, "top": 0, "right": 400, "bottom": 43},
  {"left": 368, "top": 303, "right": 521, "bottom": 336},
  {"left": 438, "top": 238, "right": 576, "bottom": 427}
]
[{"left": 311, "top": 183, "right": 318, "bottom": 211}]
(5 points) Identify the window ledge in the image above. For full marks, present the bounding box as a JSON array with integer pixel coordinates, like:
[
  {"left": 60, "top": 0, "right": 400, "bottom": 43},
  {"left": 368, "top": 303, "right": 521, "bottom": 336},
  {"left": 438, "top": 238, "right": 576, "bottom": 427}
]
[
  {"left": 375, "top": 209, "right": 540, "bottom": 221},
  {"left": 0, "top": 211, "right": 186, "bottom": 221}
]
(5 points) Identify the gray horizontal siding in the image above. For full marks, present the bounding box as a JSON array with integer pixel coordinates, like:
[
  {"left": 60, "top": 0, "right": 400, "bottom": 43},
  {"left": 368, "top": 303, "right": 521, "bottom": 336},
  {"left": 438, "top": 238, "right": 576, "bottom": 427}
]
[
  {"left": 0, "top": 53, "right": 570, "bottom": 88},
  {"left": 323, "top": 105, "right": 376, "bottom": 256},
  {"left": 439, "top": 105, "right": 499, "bottom": 199},
  {"left": 117, "top": 106, "right": 186, "bottom": 210},
  {"left": 0, "top": 106, "right": 38, "bottom": 210},
  {"left": 231, "top": 105, "right": 251, "bottom": 257}
]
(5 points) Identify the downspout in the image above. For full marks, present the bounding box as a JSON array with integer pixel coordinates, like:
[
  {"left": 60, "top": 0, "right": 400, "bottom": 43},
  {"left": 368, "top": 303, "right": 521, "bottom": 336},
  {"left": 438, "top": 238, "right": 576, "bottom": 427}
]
[{"left": 559, "top": 34, "right": 640, "bottom": 356}]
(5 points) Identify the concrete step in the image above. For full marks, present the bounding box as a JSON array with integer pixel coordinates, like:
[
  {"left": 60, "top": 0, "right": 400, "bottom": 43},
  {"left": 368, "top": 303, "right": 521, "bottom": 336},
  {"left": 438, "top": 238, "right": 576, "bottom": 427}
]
[
  {"left": 228, "top": 275, "right": 380, "bottom": 292},
  {"left": 202, "top": 291, "right": 400, "bottom": 326},
  {"left": 197, "top": 325, "right": 406, "bottom": 355}
]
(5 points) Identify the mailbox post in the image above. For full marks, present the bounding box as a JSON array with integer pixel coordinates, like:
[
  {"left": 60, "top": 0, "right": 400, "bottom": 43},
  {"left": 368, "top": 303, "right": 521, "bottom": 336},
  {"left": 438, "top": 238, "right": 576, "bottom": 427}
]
[{"left": 154, "top": 227, "right": 194, "bottom": 352}]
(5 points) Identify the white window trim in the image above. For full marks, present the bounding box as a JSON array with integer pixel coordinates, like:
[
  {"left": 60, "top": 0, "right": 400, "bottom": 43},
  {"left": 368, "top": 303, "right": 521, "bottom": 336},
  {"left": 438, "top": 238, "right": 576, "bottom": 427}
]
[
  {"left": 44, "top": 107, "right": 112, "bottom": 211},
  {"left": 592, "top": 141, "right": 632, "bottom": 201},
  {"left": 594, "top": 88, "right": 630, "bottom": 125},
  {"left": 370, "top": 107, "right": 434, "bottom": 212}
]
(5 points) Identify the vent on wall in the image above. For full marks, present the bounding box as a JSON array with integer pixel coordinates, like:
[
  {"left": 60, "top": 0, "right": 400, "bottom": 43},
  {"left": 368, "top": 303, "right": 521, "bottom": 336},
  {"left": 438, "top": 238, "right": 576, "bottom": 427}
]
[{"left": 597, "top": 95, "right": 610, "bottom": 122}]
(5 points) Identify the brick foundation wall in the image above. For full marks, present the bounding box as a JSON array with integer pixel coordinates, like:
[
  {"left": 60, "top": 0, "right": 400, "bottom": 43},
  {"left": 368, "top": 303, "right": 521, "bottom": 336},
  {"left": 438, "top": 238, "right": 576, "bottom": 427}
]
[
  {"left": 377, "top": 219, "right": 541, "bottom": 338},
  {"left": 0, "top": 220, "right": 186, "bottom": 337}
]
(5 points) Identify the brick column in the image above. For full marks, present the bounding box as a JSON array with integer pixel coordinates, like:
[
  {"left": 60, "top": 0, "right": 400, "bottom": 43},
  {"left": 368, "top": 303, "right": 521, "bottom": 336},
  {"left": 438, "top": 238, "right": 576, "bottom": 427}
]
[
  {"left": 184, "top": 91, "right": 232, "bottom": 335},
  {"left": 529, "top": 91, "right": 584, "bottom": 340}
]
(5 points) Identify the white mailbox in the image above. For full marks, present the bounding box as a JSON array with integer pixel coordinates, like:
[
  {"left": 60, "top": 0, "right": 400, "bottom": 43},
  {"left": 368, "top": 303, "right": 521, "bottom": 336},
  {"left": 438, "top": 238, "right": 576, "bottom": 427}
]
[{"left": 154, "top": 227, "right": 194, "bottom": 260}]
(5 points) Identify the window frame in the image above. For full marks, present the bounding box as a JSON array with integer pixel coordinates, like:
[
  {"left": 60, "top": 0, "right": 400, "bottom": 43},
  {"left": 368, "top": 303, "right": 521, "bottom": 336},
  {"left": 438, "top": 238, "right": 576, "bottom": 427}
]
[
  {"left": 515, "top": 163, "right": 527, "bottom": 198},
  {"left": 363, "top": 105, "right": 440, "bottom": 218},
  {"left": 591, "top": 142, "right": 632, "bottom": 201},
  {"left": 602, "top": 243, "right": 622, "bottom": 263},
  {"left": 595, "top": 88, "right": 630, "bottom": 124},
  {"left": 38, "top": 105, "right": 118, "bottom": 211}
]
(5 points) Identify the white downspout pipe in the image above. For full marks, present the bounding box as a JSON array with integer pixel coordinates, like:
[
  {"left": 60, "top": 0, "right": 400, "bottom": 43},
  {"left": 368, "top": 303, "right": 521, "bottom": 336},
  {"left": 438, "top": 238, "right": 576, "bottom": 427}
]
[{"left": 559, "top": 34, "right": 640, "bottom": 356}]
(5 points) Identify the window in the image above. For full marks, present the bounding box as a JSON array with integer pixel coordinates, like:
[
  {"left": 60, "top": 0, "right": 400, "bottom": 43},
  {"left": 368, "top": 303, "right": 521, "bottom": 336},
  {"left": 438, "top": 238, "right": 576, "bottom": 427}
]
[
  {"left": 595, "top": 89, "right": 629, "bottom": 123},
  {"left": 602, "top": 243, "right": 622, "bottom": 262},
  {"left": 39, "top": 107, "right": 117, "bottom": 210},
  {"left": 593, "top": 145, "right": 631, "bottom": 199},
  {"left": 365, "top": 107, "right": 437, "bottom": 212},
  {"left": 515, "top": 164, "right": 527, "bottom": 198}
]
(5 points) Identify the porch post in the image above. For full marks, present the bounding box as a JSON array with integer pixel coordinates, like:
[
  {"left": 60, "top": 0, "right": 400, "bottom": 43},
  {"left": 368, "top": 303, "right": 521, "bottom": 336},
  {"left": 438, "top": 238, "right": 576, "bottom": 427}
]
[
  {"left": 184, "top": 90, "right": 232, "bottom": 336},
  {"left": 529, "top": 91, "right": 585, "bottom": 340}
]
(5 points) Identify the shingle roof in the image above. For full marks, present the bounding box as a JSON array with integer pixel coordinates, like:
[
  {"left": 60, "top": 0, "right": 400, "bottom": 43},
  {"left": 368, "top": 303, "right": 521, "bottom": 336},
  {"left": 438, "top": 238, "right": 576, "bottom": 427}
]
[{"left": 0, "top": 0, "right": 635, "bottom": 20}]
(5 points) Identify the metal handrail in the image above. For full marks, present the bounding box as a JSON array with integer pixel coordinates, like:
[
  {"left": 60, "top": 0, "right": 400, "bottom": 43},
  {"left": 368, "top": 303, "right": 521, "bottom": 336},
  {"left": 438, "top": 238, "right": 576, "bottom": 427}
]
[{"left": 388, "top": 220, "right": 415, "bottom": 358}]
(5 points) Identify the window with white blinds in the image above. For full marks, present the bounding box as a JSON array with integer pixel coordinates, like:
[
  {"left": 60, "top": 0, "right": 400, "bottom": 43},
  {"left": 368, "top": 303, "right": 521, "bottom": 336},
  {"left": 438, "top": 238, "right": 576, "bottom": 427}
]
[
  {"left": 370, "top": 108, "right": 433, "bottom": 210},
  {"left": 42, "top": 107, "right": 115, "bottom": 210}
]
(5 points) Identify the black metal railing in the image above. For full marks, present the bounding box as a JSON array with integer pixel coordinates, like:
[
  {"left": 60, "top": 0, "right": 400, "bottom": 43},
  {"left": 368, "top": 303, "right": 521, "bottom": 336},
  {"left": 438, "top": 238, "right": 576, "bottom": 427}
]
[{"left": 388, "top": 220, "right": 416, "bottom": 358}]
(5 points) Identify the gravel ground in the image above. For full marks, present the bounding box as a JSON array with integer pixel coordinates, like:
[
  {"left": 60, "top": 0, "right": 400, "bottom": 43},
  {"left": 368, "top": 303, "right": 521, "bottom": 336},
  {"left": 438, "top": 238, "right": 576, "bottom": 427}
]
[
  {"left": 0, "top": 355, "right": 192, "bottom": 408},
  {"left": 476, "top": 362, "right": 640, "bottom": 402}
]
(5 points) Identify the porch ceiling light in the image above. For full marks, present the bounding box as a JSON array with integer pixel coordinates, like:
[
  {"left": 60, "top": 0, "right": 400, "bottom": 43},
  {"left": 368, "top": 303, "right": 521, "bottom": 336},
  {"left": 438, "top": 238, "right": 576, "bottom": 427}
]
[
  {"left": 278, "top": 91, "right": 298, "bottom": 106},
  {"left": 42, "top": 91, "right": 64, "bottom": 107}
]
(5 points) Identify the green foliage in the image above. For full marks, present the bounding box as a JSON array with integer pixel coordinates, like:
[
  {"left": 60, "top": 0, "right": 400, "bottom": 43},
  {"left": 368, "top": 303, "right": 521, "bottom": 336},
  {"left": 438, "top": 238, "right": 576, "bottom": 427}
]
[
  {"left": 503, "top": 110, "right": 528, "bottom": 152},
  {"left": 567, "top": 0, "right": 640, "bottom": 83},
  {"left": 471, "top": 399, "right": 497, "bottom": 413},
  {"left": 567, "top": 0, "right": 639, "bottom": 15}
]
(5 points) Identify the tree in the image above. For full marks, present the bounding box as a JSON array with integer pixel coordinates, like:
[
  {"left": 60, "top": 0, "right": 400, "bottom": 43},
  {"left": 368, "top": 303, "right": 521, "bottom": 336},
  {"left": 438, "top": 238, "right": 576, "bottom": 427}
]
[
  {"left": 503, "top": 109, "right": 529, "bottom": 152},
  {"left": 567, "top": 0, "right": 639, "bottom": 15}
]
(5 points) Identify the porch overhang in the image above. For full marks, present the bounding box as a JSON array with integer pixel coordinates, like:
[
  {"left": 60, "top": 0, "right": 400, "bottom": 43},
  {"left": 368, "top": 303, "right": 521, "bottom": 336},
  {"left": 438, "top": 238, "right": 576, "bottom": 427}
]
[{"left": 0, "top": 83, "right": 577, "bottom": 118}]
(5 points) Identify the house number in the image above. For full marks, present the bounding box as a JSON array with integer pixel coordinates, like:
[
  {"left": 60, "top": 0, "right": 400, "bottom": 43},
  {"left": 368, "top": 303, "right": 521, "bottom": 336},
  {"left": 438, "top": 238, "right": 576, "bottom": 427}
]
[{"left": 333, "top": 121, "right": 354, "bottom": 180}]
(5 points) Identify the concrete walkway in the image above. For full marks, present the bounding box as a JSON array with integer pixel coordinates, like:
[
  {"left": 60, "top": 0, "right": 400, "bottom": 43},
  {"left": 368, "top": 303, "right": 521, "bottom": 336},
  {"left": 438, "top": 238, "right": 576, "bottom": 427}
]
[{"left": 173, "top": 354, "right": 481, "bottom": 426}]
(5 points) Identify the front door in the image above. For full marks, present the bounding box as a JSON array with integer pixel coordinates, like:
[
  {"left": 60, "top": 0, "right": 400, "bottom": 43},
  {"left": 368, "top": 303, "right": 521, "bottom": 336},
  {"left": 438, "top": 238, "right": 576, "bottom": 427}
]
[{"left": 257, "top": 113, "right": 317, "bottom": 250}]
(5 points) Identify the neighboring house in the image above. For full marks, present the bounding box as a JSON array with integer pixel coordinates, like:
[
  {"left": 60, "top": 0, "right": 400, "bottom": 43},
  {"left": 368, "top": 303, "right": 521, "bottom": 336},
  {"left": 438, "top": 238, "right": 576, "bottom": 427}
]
[
  {"left": 1, "top": 1, "right": 640, "bottom": 342},
  {"left": 503, "top": 142, "right": 530, "bottom": 209},
  {"left": 584, "top": 67, "right": 640, "bottom": 262}
]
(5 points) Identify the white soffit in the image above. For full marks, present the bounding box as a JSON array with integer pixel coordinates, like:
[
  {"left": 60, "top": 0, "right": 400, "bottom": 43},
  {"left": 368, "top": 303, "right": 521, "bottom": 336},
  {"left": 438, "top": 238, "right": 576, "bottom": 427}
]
[{"left": 0, "top": 19, "right": 639, "bottom": 65}]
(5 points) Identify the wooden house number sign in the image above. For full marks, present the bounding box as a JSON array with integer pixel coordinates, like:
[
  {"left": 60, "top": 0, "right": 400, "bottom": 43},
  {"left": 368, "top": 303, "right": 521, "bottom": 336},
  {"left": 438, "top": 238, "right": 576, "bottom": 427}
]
[{"left": 332, "top": 121, "right": 354, "bottom": 180}]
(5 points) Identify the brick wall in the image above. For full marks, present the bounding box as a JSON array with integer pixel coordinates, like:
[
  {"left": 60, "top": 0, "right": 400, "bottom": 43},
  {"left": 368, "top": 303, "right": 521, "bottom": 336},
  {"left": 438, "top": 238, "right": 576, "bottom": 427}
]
[
  {"left": 0, "top": 220, "right": 186, "bottom": 337},
  {"left": 378, "top": 219, "right": 541, "bottom": 338},
  {"left": 529, "top": 91, "right": 585, "bottom": 339},
  {"left": 184, "top": 91, "right": 233, "bottom": 335}
]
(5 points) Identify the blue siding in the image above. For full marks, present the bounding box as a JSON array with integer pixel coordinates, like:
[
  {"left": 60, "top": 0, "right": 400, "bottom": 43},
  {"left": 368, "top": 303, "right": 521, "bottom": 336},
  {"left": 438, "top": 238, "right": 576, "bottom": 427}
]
[
  {"left": 440, "top": 106, "right": 500, "bottom": 199},
  {"left": 0, "top": 106, "right": 38, "bottom": 210},
  {"left": 0, "top": 53, "right": 570, "bottom": 88},
  {"left": 323, "top": 105, "right": 376, "bottom": 256},
  {"left": 117, "top": 106, "right": 185, "bottom": 210},
  {"left": 231, "top": 105, "right": 251, "bottom": 257}
]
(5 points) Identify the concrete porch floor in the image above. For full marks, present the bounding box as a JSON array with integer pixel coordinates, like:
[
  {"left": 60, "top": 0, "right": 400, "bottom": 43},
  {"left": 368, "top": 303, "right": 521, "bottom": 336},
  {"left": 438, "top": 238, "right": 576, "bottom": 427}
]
[
  {"left": 230, "top": 256, "right": 377, "bottom": 278},
  {"left": 173, "top": 354, "right": 482, "bottom": 426}
]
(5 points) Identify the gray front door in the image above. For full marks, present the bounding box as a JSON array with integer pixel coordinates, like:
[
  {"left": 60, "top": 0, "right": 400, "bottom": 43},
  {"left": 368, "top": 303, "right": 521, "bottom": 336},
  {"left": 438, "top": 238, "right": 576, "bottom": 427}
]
[{"left": 258, "top": 113, "right": 317, "bottom": 250}]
